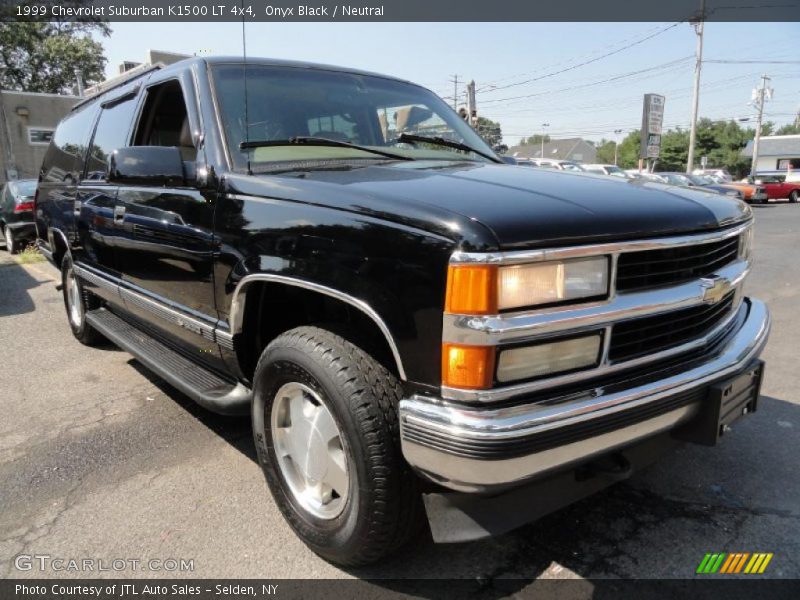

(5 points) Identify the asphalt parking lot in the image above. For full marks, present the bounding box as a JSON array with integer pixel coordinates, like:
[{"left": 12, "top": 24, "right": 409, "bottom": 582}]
[{"left": 1, "top": 201, "right": 798, "bottom": 582}]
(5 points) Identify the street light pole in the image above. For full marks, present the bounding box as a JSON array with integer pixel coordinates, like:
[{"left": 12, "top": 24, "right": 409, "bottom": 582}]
[
  {"left": 613, "top": 128, "right": 623, "bottom": 165},
  {"left": 686, "top": 0, "right": 705, "bottom": 174},
  {"left": 540, "top": 123, "right": 549, "bottom": 158}
]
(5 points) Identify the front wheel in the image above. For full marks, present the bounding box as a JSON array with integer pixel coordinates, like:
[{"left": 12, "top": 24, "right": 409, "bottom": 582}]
[
  {"left": 790, "top": 191, "right": 799, "bottom": 204},
  {"left": 251, "top": 326, "right": 422, "bottom": 566},
  {"left": 61, "top": 255, "right": 104, "bottom": 346}
]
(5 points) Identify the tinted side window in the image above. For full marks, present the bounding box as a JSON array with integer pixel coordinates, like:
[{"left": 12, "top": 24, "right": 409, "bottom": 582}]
[
  {"left": 41, "top": 104, "right": 98, "bottom": 183},
  {"left": 85, "top": 96, "right": 139, "bottom": 180},
  {"left": 133, "top": 80, "right": 196, "bottom": 161}
]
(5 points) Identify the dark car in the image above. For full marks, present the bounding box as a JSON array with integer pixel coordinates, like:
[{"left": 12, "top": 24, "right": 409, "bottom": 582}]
[
  {"left": 35, "top": 57, "right": 769, "bottom": 566},
  {"left": 1, "top": 179, "right": 37, "bottom": 254}
]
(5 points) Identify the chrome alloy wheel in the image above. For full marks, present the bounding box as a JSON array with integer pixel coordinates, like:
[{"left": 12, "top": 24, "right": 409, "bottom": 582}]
[
  {"left": 65, "top": 264, "right": 83, "bottom": 328},
  {"left": 270, "top": 382, "right": 350, "bottom": 519}
]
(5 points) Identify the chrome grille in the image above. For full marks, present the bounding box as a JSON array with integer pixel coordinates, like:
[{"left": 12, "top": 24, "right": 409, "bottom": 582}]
[
  {"left": 616, "top": 235, "right": 740, "bottom": 292},
  {"left": 609, "top": 292, "right": 735, "bottom": 363}
]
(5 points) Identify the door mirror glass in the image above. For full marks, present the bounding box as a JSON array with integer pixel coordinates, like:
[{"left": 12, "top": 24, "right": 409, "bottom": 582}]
[{"left": 108, "top": 146, "right": 185, "bottom": 187}]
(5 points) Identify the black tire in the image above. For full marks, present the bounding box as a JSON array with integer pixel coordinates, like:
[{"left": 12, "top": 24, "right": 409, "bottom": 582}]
[
  {"left": 790, "top": 191, "right": 799, "bottom": 204},
  {"left": 61, "top": 254, "right": 104, "bottom": 346},
  {"left": 251, "top": 326, "right": 422, "bottom": 566},
  {"left": 4, "top": 225, "right": 20, "bottom": 254}
]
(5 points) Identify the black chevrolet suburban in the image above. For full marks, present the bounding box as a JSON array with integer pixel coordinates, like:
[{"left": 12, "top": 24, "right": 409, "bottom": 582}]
[{"left": 35, "top": 57, "right": 770, "bottom": 566}]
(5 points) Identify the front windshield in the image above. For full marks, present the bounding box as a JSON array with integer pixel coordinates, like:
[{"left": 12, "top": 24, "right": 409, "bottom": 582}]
[{"left": 211, "top": 64, "right": 497, "bottom": 168}]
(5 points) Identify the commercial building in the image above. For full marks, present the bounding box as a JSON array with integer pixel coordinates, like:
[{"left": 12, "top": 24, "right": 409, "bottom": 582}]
[
  {"left": 0, "top": 90, "right": 79, "bottom": 184},
  {"left": 742, "top": 134, "right": 800, "bottom": 172}
]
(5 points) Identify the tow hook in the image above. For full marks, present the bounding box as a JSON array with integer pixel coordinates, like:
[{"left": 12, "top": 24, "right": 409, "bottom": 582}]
[{"left": 575, "top": 452, "right": 633, "bottom": 483}]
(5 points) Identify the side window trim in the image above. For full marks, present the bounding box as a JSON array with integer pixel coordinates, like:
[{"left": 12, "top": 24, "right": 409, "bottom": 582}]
[
  {"left": 81, "top": 84, "right": 145, "bottom": 183},
  {"left": 100, "top": 84, "right": 141, "bottom": 109},
  {"left": 131, "top": 74, "right": 200, "bottom": 153}
]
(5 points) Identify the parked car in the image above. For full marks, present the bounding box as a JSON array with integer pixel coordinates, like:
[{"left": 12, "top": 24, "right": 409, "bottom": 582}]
[
  {"left": 717, "top": 181, "right": 769, "bottom": 204},
  {"left": 743, "top": 174, "right": 800, "bottom": 202},
  {"left": 581, "top": 163, "right": 631, "bottom": 178},
  {"left": 36, "top": 56, "right": 770, "bottom": 566},
  {"left": 500, "top": 155, "right": 518, "bottom": 165},
  {"left": 693, "top": 168, "right": 733, "bottom": 183},
  {"left": 1, "top": 179, "right": 37, "bottom": 254},
  {"left": 624, "top": 169, "right": 666, "bottom": 182},
  {"left": 530, "top": 158, "right": 585, "bottom": 171},
  {"left": 659, "top": 172, "right": 744, "bottom": 200}
]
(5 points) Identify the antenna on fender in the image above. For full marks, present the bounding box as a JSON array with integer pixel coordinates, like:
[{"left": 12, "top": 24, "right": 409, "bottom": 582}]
[{"left": 241, "top": 0, "right": 251, "bottom": 175}]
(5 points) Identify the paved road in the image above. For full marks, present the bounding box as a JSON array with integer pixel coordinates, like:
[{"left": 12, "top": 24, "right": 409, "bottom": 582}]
[{"left": 1, "top": 203, "right": 799, "bottom": 582}]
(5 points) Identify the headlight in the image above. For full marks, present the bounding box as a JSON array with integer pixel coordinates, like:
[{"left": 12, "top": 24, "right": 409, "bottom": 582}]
[
  {"left": 445, "top": 256, "right": 610, "bottom": 315},
  {"left": 498, "top": 257, "right": 609, "bottom": 310},
  {"left": 496, "top": 334, "right": 602, "bottom": 383}
]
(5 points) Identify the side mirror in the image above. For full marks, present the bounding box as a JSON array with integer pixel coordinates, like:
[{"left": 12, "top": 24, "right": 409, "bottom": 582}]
[{"left": 108, "top": 147, "right": 185, "bottom": 187}]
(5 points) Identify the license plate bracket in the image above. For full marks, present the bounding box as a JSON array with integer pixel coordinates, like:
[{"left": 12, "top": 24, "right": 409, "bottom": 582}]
[{"left": 673, "top": 360, "right": 764, "bottom": 446}]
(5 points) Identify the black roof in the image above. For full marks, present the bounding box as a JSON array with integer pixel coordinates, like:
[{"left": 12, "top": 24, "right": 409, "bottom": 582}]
[{"left": 75, "top": 55, "right": 414, "bottom": 111}]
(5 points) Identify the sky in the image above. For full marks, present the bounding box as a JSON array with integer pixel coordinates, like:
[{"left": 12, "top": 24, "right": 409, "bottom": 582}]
[{"left": 100, "top": 22, "right": 800, "bottom": 146}]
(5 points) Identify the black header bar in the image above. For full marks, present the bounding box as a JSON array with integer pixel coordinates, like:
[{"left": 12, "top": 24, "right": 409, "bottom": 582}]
[{"left": 3, "top": 0, "right": 800, "bottom": 22}]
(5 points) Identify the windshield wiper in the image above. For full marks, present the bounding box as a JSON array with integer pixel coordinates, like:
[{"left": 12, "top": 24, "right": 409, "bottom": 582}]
[
  {"left": 393, "top": 133, "right": 502, "bottom": 163},
  {"left": 239, "top": 136, "right": 413, "bottom": 161}
]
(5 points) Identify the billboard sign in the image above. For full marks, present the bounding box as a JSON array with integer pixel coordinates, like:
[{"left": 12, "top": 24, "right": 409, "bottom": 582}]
[{"left": 640, "top": 93, "right": 665, "bottom": 159}]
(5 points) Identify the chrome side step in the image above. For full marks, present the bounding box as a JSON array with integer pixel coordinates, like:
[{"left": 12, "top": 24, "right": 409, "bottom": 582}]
[{"left": 85, "top": 308, "right": 251, "bottom": 416}]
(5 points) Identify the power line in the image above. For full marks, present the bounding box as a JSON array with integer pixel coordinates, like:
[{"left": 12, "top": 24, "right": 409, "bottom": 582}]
[
  {"left": 473, "top": 23, "right": 680, "bottom": 92},
  {"left": 477, "top": 22, "right": 683, "bottom": 95},
  {"left": 479, "top": 57, "right": 694, "bottom": 105},
  {"left": 705, "top": 59, "right": 800, "bottom": 64}
]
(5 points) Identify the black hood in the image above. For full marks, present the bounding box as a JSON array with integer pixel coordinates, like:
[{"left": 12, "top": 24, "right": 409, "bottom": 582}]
[{"left": 229, "top": 161, "right": 752, "bottom": 250}]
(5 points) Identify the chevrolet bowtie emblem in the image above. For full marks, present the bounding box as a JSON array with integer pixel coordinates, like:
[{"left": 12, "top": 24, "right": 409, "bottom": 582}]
[{"left": 700, "top": 276, "right": 732, "bottom": 305}]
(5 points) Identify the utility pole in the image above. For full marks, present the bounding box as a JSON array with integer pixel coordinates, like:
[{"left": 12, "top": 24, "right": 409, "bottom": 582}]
[
  {"left": 540, "top": 123, "right": 549, "bottom": 158},
  {"left": 613, "top": 128, "right": 623, "bottom": 165},
  {"left": 750, "top": 74, "right": 773, "bottom": 177},
  {"left": 74, "top": 68, "right": 85, "bottom": 97},
  {"left": 450, "top": 75, "right": 459, "bottom": 110},
  {"left": 466, "top": 80, "right": 477, "bottom": 126},
  {"left": 686, "top": 0, "right": 705, "bottom": 174}
]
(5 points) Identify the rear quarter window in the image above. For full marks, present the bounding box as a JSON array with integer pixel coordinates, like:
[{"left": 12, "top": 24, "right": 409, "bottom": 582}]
[
  {"left": 41, "top": 104, "right": 98, "bottom": 183},
  {"left": 85, "top": 94, "right": 139, "bottom": 180}
]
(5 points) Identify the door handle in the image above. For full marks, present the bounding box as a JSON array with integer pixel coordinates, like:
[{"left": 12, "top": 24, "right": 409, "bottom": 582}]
[
  {"left": 73, "top": 200, "right": 81, "bottom": 216},
  {"left": 113, "top": 205, "right": 126, "bottom": 225}
]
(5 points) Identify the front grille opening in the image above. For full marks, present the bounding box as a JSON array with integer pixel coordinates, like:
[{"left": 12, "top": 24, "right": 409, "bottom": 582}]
[
  {"left": 609, "top": 292, "right": 735, "bottom": 363},
  {"left": 616, "top": 235, "right": 740, "bottom": 292}
]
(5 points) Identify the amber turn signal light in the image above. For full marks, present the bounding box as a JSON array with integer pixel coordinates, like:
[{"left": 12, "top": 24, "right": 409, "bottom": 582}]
[
  {"left": 444, "top": 265, "right": 498, "bottom": 315},
  {"left": 441, "top": 343, "right": 495, "bottom": 389}
]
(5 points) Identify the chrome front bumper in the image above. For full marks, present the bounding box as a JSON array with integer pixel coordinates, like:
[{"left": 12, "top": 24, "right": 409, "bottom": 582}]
[{"left": 399, "top": 298, "right": 771, "bottom": 492}]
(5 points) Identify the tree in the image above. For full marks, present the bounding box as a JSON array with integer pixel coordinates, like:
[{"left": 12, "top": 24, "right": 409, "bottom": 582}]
[
  {"left": 595, "top": 138, "right": 617, "bottom": 164},
  {"left": 615, "top": 131, "right": 643, "bottom": 169},
  {"left": 776, "top": 122, "right": 800, "bottom": 135},
  {"left": 473, "top": 116, "right": 503, "bottom": 148},
  {"left": 520, "top": 134, "right": 550, "bottom": 146},
  {"left": 0, "top": 15, "right": 109, "bottom": 94}
]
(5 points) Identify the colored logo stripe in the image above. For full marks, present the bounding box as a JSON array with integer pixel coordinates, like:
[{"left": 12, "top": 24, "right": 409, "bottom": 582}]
[
  {"left": 697, "top": 553, "right": 726, "bottom": 573},
  {"left": 698, "top": 552, "right": 773, "bottom": 574}
]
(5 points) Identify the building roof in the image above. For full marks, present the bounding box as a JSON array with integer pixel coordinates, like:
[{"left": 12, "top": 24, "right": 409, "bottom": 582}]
[
  {"left": 742, "top": 135, "right": 800, "bottom": 157},
  {"left": 508, "top": 137, "right": 597, "bottom": 162}
]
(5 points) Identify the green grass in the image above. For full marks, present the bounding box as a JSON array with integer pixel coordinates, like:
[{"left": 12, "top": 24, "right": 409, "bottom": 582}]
[{"left": 14, "top": 244, "right": 45, "bottom": 264}]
